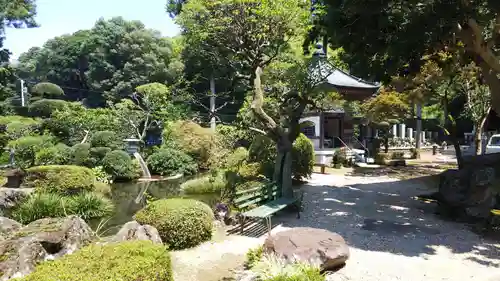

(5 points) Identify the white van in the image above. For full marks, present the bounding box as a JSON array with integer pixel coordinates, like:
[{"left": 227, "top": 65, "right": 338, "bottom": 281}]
[{"left": 485, "top": 134, "right": 500, "bottom": 154}]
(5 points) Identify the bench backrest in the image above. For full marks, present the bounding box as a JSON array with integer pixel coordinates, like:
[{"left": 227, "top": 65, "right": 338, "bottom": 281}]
[{"left": 233, "top": 182, "right": 279, "bottom": 210}]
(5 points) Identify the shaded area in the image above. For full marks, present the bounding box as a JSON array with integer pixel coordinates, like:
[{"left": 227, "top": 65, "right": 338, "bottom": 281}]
[{"left": 269, "top": 174, "right": 500, "bottom": 267}]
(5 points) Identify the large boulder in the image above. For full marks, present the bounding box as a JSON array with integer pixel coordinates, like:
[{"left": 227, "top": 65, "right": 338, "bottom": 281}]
[
  {"left": 109, "top": 221, "right": 162, "bottom": 244},
  {"left": 0, "top": 217, "right": 22, "bottom": 241},
  {"left": 0, "top": 188, "right": 33, "bottom": 210},
  {"left": 0, "top": 216, "right": 96, "bottom": 281},
  {"left": 263, "top": 227, "right": 349, "bottom": 272},
  {"left": 438, "top": 167, "right": 496, "bottom": 219}
]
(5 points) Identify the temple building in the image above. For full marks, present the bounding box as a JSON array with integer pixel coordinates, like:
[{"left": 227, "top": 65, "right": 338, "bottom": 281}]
[{"left": 300, "top": 45, "right": 381, "bottom": 151}]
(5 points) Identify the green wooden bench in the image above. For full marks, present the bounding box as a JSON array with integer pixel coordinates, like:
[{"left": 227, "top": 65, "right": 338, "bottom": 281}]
[{"left": 233, "top": 182, "right": 301, "bottom": 236}]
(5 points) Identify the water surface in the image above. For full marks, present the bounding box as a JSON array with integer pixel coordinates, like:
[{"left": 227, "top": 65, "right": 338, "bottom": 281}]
[{"left": 98, "top": 176, "right": 220, "bottom": 235}]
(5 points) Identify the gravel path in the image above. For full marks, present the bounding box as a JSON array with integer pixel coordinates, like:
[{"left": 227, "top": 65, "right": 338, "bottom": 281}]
[
  {"left": 172, "top": 173, "right": 500, "bottom": 281},
  {"left": 273, "top": 173, "right": 500, "bottom": 281}
]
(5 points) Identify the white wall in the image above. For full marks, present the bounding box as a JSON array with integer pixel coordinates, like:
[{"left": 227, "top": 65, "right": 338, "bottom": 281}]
[{"left": 300, "top": 116, "right": 320, "bottom": 136}]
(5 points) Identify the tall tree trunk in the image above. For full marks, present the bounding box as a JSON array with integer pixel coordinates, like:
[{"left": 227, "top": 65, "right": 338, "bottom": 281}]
[
  {"left": 474, "top": 110, "right": 490, "bottom": 155},
  {"left": 474, "top": 123, "right": 482, "bottom": 156},
  {"left": 273, "top": 133, "right": 294, "bottom": 198}
]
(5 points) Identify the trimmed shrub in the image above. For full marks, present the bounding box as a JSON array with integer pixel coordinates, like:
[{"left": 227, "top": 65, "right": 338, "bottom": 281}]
[
  {"left": 90, "top": 131, "right": 123, "bottom": 150},
  {"left": 10, "top": 192, "right": 114, "bottom": 224},
  {"left": 8, "top": 135, "right": 55, "bottom": 169},
  {"left": 134, "top": 198, "right": 214, "bottom": 250},
  {"left": 249, "top": 134, "right": 314, "bottom": 181},
  {"left": 35, "top": 143, "right": 71, "bottom": 166},
  {"left": 147, "top": 147, "right": 197, "bottom": 176},
  {"left": 181, "top": 171, "right": 227, "bottom": 194},
  {"left": 31, "top": 82, "right": 64, "bottom": 98},
  {"left": 89, "top": 147, "right": 112, "bottom": 166},
  {"left": 25, "top": 165, "right": 96, "bottom": 194},
  {"left": 391, "top": 151, "right": 405, "bottom": 160},
  {"left": 70, "top": 143, "right": 91, "bottom": 167},
  {"left": 291, "top": 133, "right": 314, "bottom": 181},
  {"left": 102, "top": 150, "right": 139, "bottom": 181},
  {"left": 19, "top": 240, "right": 173, "bottom": 281},
  {"left": 374, "top": 152, "right": 391, "bottom": 164},
  {"left": 28, "top": 99, "right": 68, "bottom": 118}
]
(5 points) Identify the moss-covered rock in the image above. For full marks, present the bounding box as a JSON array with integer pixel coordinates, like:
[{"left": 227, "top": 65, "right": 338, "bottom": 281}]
[
  {"left": 134, "top": 198, "right": 214, "bottom": 250},
  {"left": 18, "top": 240, "right": 173, "bottom": 281},
  {"left": 24, "top": 165, "right": 95, "bottom": 194},
  {"left": 0, "top": 216, "right": 96, "bottom": 280}
]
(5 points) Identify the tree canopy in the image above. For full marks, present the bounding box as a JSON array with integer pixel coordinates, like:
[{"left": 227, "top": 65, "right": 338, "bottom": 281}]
[
  {"left": 15, "top": 17, "right": 183, "bottom": 107},
  {"left": 311, "top": 0, "right": 500, "bottom": 110}
]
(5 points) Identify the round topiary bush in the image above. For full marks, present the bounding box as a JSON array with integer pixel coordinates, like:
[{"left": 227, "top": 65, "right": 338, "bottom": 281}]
[
  {"left": 8, "top": 135, "right": 55, "bottom": 169},
  {"left": 147, "top": 147, "right": 198, "bottom": 176},
  {"left": 102, "top": 150, "right": 140, "bottom": 181},
  {"left": 134, "top": 198, "right": 214, "bottom": 250},
  {"left": 35, "top": 143, "right": 71, "bottom": 166},
  {"left": 28, "top": 99, "right": 69, "bottom": 118},
  {"left": 70, "top": 143, "right": 91, "bottom": 167},
  {"left": 90, "top": 130, "right": 123, "bottom": 150},
  {"left": 19, "top": 240, "right": 173, "bottom": 281},
  {"left": 25, "top": 165, "right": 96, "bottom": 194}
]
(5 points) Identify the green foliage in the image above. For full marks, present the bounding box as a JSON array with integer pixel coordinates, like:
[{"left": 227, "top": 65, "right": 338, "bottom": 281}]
[
  {"left": 248, "top": 135, "right": 276, "bottom": 178},
  {"left": 35, "top": 143, "right": 71, "bottom": 166},
  {"left": 31, "top": 83, "right": 64, "bottom": 99},
  {"left": 10, "top": 192, "right": 113, "bottom": 224},
  {"left": 237, "top": 163, "right": 262, "bottom": 180},
  {"left": 374, "top": 153, "right": 391, "bottom": 165},
  {"left": 8, "top": 135, "right": 55, "bottom": 169},
  {"left": 90, "top": 131, "right": 123, "bottom": 150},
  {"left": 10, "top": 193, "right": 65, "bottom": 224},
  {"left": 164, "top": 121, "right": 219, "bottom": 170},
  {"left": 89, "top": 147, "right": 112, "bottom": 166},
  {"left": 69, "top": 143, "right": 91, "bottom": 167},
  {"left": 134, "top": 198, "right": 214, "bottom": 250},
  {"left": 224, "top": 147, "right": 249, "bottom": 169},
  {"left": 181, "top": 171, "right": 227, "bottom": 194},
  {"left": 249, "top": 134, "right": 313, "bottom": 180},
  {"left": 19, "top": 240, "right": 173, "bottom": 281},
  {"left": 25, "top": 165, "right": 96, "bottom": 194},
  {"left": 91, "top": 166, "right": 112, "bottom": 184},
  {"left": 216, "top": 125, "right": 254, "bottom": 149},
  {"left": 0, "top": 116, "right": 41, "bottom": 147},
  {"left": 17, "top": 17, "right": 183, "bottom": 106},
  {"left": 102, "top": 150, "right": 140, "bottom": 181},
  {"left": 291, "top": 134, "right": 314, "bottom": 181},
  {"left": 68, "top": 192, "right": 114, "bottom": 221},
  {"left": 147, "top": 147, "right": 198, "bottom": 176},
  {"left": 28, "top": 99, "right": 68, "bottom": 118},
  {"left": 253, "top": 254, "right": 325, "bottom": 281},
  {"left": 361, "top": 89, "right": 410, "bottom": 124},
  {"left": 244, "top": 246, "right": 264, "bottom": 269}
]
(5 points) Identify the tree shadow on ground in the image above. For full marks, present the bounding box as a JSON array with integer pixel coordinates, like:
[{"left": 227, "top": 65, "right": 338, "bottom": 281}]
[{"left": 263, "top": 174, "right": 500, "bottom": 267}]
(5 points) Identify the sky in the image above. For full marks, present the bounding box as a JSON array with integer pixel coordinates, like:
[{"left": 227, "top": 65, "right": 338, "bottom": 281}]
[{"left": 4, "top": 0, "right": 180, "bottom": 60}]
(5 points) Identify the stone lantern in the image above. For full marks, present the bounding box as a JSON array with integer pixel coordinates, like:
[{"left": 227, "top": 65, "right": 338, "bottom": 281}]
[{"left": 123, "top": 137, "right": 141, "bottom": 155}]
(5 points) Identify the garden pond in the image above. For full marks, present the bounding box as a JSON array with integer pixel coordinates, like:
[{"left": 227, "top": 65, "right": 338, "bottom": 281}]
[{"left": 96, "top": 175, "right": 220, "bottom": 236}]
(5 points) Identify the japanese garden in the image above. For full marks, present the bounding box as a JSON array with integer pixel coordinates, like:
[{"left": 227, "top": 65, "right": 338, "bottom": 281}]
[{"left": 0, "top": 0, "right": 499, "bottom": 280}]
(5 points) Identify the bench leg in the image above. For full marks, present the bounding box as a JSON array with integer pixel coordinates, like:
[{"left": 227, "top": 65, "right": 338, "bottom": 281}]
[
  {"left": 239, "top": 215, "right": 246, "bottom": 234},
  {"left": 266, "top": 216, "right": 272, "bottom": 237},
  {"left": 321, "top": 165, "right": 325, "bottom": 174}
]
